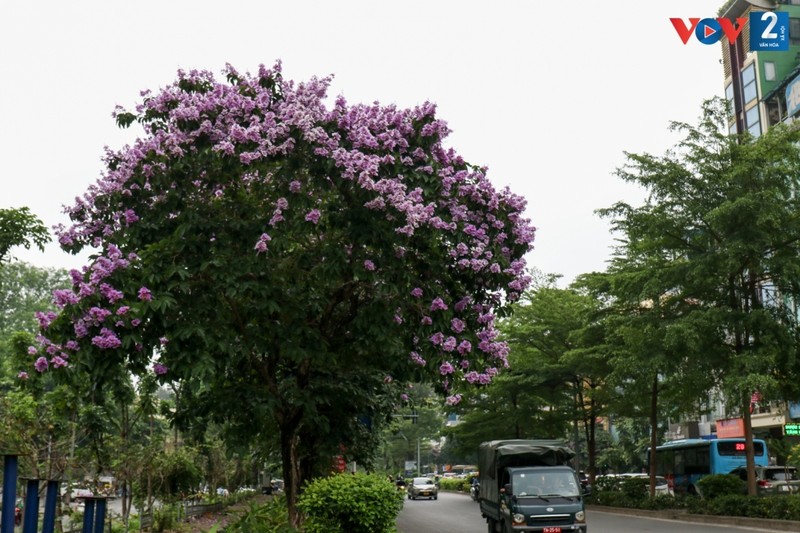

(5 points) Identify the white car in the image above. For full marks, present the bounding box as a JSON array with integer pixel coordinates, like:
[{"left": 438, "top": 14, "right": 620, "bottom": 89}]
[
  {"left": 407, "top": 477, "right": 439, "bottom": 500},
  {"left": 618, "top": 473, "right": 673, "bottom": 496}
]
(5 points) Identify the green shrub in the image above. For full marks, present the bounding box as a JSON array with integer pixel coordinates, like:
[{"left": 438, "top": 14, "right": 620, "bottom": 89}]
[
  {"left": 701, "top": 494, "right": 751, "bottom": 517},
  {"left": 437, "top": 478, "right": 467, "bottom": 492},
  {"left": 226, "top": 496, "right": 298, "bottom": 533},
  {"left": 589, "top": 490, "right": 633, "bottom": 508},
  {"left": 637, "top": 495, "right": 677, "bottom": 511},
  {"left": 593, "top": 476, "right": 622, "bottom": 493},
  {"left": 696, "top": 474, "right": 745, "bottom": 499},
  {"left": 110, "top": 516, "right": 141, "bottom": 533},
  {"left": 297, "top": 472, "right": 404, "bottom": 533},
  {"left": 152, "top": 503, "right": 180, "bottom": 532},
  {"left": 619, "top": 477, "right": 648, "bottom": 500}
]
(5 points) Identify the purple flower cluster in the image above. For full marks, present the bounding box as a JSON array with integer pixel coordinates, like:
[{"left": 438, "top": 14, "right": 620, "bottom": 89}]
[
  {"left": 92, "top": 328, "right": 122, "bottom": 349},
  {"left": 37, "top": 61, "right": 536, "bottom": 405}
]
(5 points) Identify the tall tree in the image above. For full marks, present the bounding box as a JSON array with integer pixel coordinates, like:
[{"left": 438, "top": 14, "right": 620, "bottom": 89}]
[
  {"left": 598, "top": 97, "right": 800, "bottom": 495},
  {"left": 0, "top": 262, "right": 68, "bottom": 338},
  {"left": 501, "top": 281, "right": 610, "bottom": 477},
  {"left": 34, "top": 63, "right": 535, "bottom": 524},
  {"left": 577, "top": 268, "right": 720, "bottom": 495},
  {"left": 447, "top": 279, "right": 609, "bottom": 475},
  {"left": 0, "top": 207, "right": 49, "bottom": 263}
]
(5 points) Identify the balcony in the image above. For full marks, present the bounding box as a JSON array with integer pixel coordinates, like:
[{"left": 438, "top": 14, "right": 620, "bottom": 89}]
[{"left": 751, "top": 402, "right": 788, "bottom": 429}]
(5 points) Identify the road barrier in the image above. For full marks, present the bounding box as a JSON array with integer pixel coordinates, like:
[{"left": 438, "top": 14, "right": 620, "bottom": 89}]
[{"left": 0, "top": 454, "right": 88, "bottom": 533}]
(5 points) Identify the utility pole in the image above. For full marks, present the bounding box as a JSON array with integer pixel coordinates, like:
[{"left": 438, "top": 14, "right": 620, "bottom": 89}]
[
  {"left": 393, "top": 409, "right": 419, "bottom": 475},
  {"left": 417, "top": 437, "right": 421, "bottom": 477}
]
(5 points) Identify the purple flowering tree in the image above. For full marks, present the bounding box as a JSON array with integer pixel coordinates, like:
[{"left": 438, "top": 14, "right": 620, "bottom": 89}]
[{"left": 38, "top": 62, "right": 534, "bottom": 524}]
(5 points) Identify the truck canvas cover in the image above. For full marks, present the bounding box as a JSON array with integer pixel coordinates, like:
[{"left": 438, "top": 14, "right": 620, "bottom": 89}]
[
  {"left": 479, "top": 439, "right": 575, "bottom": 477},
  {"left": 479, "top": 439, "right": 576, "bottom": 504}
]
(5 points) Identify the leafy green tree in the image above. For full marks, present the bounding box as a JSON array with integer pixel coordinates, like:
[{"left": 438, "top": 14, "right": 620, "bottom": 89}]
[
  {"left": 598, "top": 97, "right": 800, "bottom": 495},
  {"left": 446, "top": 279, "right": 609, "bottom": 474},
  {"left": 578, "top": 268, "right": 719, "bottom": 496},
  {"left": 595, "top": 417, "right": 651, "bottom": 474},
  {"left": 35, "top": 63, "right": 534, "bottom": 524},
  {"left": 150, "top": 446, "right": 204, "bottom": 503},
  {"left": 382, "top": 383, "right": 443, "bottom": 475},
  {"left": 0, "top": 331, "right": 82, "bottom": 482},
  {"left": 0, "top": 261, "right": 68, "bottom": 339},
  {"left": 0, "top": 207, "right": 49, "bottom": 262}
]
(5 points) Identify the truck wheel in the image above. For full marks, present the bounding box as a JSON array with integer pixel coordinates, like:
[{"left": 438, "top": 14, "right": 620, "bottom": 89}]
[{"left": 486, "top": 518, "right": 496, "bottom": 533}]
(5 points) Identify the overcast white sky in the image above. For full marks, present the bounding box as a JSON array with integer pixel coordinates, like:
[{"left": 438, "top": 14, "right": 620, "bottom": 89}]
[{"left": 1, "top": 1, "right": 724, "bottom": 285}]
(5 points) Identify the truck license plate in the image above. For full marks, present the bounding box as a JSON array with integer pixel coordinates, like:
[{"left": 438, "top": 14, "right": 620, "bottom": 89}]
[{"left": 543, "top": 528, "right": 561, "bottom": 533}]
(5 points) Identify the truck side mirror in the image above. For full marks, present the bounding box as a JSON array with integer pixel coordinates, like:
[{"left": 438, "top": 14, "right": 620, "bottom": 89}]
[{"left": 503, "top": 483, "right": 512, "bottom": 495}]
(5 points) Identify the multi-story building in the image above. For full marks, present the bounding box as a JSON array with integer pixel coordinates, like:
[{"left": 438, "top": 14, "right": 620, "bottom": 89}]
[
  {"left": 722, "top": 0, "right": 800, "bottom": 136},
  {"left": 676, "top": 0, "right": 800, "bottom": 445}
]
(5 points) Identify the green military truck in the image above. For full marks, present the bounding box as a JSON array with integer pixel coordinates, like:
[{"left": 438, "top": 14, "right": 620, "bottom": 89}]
[{"left": 478, "top": 439, "right": 588, "bottom": 533}]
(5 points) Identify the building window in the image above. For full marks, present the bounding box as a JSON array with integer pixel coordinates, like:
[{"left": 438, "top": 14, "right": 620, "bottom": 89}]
[
  {"left": 742, "top": 63, "right": 757, "bottom": 105},
  {"left": 765, "top": 61, "right": 776, "bottom": 82},
  {"left": 746, "top": 105, "right": 761, "bottom": 137},
  {"left": 792, "top": 18, "right": 800, "bottom": 46},
  {"left": 766, "top": 100, "right": 781, "bottom": 127}
]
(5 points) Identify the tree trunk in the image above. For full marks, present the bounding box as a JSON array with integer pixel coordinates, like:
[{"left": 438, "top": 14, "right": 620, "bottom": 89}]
[
  {"left": 572, "top": 380, "right": 582, "bottom": 472},
  {"left": 587, "top": 396, "right": 597, "bottom": 483},
  {"left": 648, "top": 372, "right": 659, "bottom": 498},
  {"left": 280, "top": 422, "right": 303, "bottom": 528},
  {"left": 743, "top": 393, "right": 757, "bottom": 496}
]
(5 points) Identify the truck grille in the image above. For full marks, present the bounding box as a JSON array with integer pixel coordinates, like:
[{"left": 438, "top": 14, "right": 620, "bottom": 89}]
[{"left": 529, "top": 513, "right": 571, "bottom": 525}]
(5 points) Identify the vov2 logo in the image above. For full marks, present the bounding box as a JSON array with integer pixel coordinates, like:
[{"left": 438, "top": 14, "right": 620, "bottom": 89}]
[{"left": 671, "top": 11, "right": 789, "bottom": 51}]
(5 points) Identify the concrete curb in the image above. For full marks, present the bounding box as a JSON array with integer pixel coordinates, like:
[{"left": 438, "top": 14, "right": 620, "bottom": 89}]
[{"left": 588, "top": 504, "right": 800, "bottom": 532}]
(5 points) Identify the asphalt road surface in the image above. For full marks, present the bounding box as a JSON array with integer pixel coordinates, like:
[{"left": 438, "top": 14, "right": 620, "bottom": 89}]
[{"left": 396, "top": 491, "right": 774, "bottom": 533}]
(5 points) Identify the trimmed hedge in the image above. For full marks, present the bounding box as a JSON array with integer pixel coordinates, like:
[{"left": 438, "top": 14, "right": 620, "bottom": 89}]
[
  {"left": 696, "top": 474, "right": 745, "bottom": 499},
  {"left": 590, "top": 475, "right": 800, "bottom": 521},
  {"left": 437, "top": 478, "right": 468, "bottom": 492}
]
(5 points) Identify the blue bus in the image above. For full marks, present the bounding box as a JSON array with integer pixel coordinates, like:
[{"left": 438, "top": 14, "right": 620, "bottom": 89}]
[{"left": 649, "top": 438, "right": 769, "bottom": 495}]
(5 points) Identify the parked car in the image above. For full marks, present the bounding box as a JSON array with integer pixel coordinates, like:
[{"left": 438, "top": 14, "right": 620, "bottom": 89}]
[
  {"left": 407, "top": 477, "right": 438, "bottom": 500},
  {"left": 729, "top": 465, "right": 800, "bottom": 495},
  {"left": 617, "top": 473, "right": 673, "bottom": 496}
]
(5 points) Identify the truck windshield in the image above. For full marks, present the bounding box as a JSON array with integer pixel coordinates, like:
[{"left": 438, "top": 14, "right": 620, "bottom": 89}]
[{"left": 512, "top": 471, "right": 580, "bottom": 497}]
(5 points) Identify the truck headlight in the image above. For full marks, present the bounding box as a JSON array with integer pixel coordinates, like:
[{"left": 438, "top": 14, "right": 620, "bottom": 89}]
[
  {"left": 512, "top": 513, "right": 526, "bottom": 525},
  {"left": 575, "top": 511, "right": 585, "bottom": 522}
]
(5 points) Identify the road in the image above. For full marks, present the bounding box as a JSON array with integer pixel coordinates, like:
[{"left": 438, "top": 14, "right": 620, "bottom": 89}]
[{"left": 396, "top": 491, "right": 774, "bottom": 533}]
